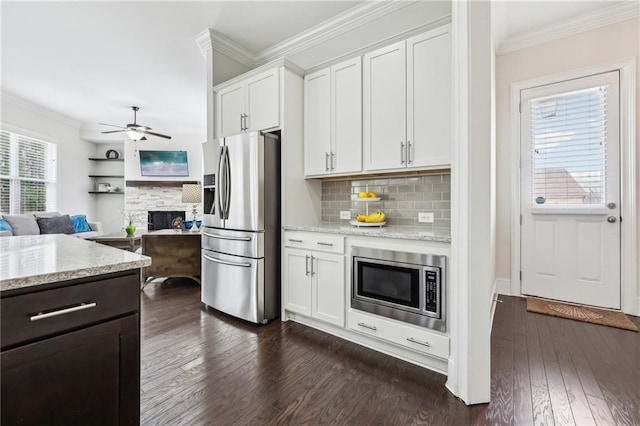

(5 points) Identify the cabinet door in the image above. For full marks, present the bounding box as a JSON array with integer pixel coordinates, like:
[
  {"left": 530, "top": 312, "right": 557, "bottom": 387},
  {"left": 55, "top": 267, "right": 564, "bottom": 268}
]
[
  {"left": 407, "top": 26, "right": 451, "bottom": 168},
  {"left": 332, "top": 57, "right": 362, "bottom": 174},
  {"left": 363, "top": 40, "right": 406, "bottom": 172},
  {"left": 216, "top": 83, "right": 245, "bottom": 137},
  {"left": 304, "top": 68, "right": 331, "bottom": 176},
  {"left": 1, "top": 315, "right": 139, "bottom": 425},
  {"left": 246, "top": 68, "right": 280, "bottom": 132},
  {"left": 312, "top": 252, "right": 345, "bottom": 327},
  {"left": 283, "top": 248, "right": 311, "bottom": 316}
]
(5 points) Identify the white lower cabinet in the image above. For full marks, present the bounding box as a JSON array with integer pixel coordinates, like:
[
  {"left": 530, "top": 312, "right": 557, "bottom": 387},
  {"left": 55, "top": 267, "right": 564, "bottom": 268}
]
[
  {"left": 348, "top": 309, "right": 449, "bottom": 359},
  {"left": 283, "top": 232, "right": 345, "bottom": 327}
]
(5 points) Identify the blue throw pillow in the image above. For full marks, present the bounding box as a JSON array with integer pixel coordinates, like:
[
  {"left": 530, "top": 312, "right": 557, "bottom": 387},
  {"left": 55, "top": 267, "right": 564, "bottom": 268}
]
[
  {"left": 70, "top": 215, "right": 92, "bottom": 233},
  {"left": 0, "top": 218, "right": 13, "bottom": 234}
]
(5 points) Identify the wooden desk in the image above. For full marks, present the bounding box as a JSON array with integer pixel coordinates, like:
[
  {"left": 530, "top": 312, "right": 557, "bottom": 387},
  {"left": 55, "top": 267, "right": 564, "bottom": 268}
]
[{"left": 141, "top": 230, "right": 201, "bottom": 286}]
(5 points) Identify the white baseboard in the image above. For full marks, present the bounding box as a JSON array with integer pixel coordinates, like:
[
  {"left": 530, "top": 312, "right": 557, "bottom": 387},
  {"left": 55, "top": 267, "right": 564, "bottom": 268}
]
[{"left": 495, "top": 278, "right": 512, "bottom": 295}]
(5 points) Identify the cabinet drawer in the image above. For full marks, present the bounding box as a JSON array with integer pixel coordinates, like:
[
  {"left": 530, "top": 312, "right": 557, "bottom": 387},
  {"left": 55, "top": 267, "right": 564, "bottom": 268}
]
[
  {"left": 284, "top": 231, "right": 344, "bottom": 254},
  {"left": 1, "top": 273, "right": 139, "bottom": 349},
  {"left": 348, "top": 309, "right": 449, "bottom": 359}
]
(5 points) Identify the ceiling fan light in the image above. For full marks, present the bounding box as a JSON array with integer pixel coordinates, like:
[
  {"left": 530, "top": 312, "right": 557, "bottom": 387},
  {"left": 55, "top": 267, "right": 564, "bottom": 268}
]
[{"left": 126, "top": 130, "right": 144, "bottom": 141}]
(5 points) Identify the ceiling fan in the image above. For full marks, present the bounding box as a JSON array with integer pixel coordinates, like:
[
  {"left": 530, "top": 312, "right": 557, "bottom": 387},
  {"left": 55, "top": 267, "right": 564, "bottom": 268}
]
[{"left": 100, "top": 106, "right": 171, "bottom": 141}]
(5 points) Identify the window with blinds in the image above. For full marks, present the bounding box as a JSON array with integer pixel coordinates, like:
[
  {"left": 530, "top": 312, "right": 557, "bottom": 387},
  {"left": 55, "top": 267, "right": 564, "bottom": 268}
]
[
  {"left": 529, "top": 85, "right": 607, "bottom": 207},
  {"left": 0, "top": 130, "right": 57, "bottom": 214}
]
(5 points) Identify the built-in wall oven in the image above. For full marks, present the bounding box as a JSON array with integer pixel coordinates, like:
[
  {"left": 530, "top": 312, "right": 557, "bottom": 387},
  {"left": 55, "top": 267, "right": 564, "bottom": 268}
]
[{"left": 351, "top": 247, "right": 446, "bottom": 332}]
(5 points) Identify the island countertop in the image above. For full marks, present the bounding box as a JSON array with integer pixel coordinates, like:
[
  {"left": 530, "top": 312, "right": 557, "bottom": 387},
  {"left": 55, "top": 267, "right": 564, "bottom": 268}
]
[
  {"left": 0, "top": 234, "right": 151, "bottom": 292},
  {"left": 283, "top": 223, "right": 451, "bottom": 243}
]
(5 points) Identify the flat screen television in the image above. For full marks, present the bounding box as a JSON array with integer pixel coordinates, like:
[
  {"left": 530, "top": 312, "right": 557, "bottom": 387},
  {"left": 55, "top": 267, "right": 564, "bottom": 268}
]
[{"left": 139, "top": 150, "right": 189, "bottom": 177}]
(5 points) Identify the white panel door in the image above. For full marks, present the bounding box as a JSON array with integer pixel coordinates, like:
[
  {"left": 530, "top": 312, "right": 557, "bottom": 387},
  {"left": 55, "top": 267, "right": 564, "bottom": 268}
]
[
  {"left": 283, "top": 248, "right": 311, "bottom": 315},
  {"left": 332, "top": 57, "right": 362, "bottom": 174},
  {"left": 407, "top": 25, "right": 451, "bottom": 169},
  {"left": 216, "top": 84, "right": 244, "bottom": 138},
  {"left": 304, "top": 68, "right": 331, "bottom": 176},
  {"left": 521, "top": 71, "right": 620, "bottom": 309},
  {"left": 246, "top": 68, "right": 280, "bottom": 132},
  {"left": 363, "top": 40, "right": 406, "bottom": 172},
  {"left": 311, "top": 252, "right": 345, "bottom": 326}
]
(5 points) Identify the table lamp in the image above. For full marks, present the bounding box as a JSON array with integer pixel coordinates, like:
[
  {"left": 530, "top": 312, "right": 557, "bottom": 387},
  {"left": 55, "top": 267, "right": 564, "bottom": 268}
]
[{"left": 181, "top": 183, "right": 202, "bottom": 231}]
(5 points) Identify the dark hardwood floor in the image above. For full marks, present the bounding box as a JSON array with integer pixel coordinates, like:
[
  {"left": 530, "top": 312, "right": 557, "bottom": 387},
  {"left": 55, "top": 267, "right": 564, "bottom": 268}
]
[{"left": 140, "top": 279, "right": 640, "bottom": 425}]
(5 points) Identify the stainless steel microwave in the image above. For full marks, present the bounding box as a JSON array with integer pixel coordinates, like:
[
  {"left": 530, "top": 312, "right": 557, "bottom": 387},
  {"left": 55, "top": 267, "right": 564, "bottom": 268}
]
[{"left": 351, "top": 247, "right": 446, "bottom": 332}]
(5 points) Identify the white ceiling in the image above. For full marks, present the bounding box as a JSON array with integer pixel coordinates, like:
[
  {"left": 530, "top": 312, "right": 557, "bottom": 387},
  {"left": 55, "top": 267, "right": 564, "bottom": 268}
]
[{"left": 1, "top": 1, "right": 634, "bottom": 142}]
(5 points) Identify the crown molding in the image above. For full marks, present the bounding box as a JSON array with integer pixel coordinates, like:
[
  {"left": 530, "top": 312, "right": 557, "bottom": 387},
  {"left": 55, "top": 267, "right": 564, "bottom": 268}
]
[
  {"left": 1, "top": 91, "right": 81, "bottom": 129},
  {"left": 210, "top": 30, "right": 257, "bottom": 68},
  {"left": 255, "top": 1, "right": 416, "bottom": 65},
  {"left": 497, "top": 1, "right": 640, "bottom": 56},
  {"left": 196, "top": 1, "right": 417, "bottom": 69}
]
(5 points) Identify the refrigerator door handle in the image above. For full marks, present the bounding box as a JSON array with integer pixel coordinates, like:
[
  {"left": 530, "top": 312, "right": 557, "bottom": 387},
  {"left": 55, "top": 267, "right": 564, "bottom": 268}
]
[
  {"left": 224, "top": 146, "right": 231, "bottom": 219},
  {"left": 202, "top": 231, "right": 251, "bottom": 242},
  {"left": 203, "top": 253, "right": 251, "bottom": 268},
  {"left": 217, "top": 145, "right": 226, "bottom": 221}
]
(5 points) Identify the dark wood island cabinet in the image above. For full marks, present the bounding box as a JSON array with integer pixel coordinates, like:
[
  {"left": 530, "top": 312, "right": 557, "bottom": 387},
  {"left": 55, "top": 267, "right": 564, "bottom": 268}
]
[{"left": 0, "top": 235, "right": 150, "bottom": 426}]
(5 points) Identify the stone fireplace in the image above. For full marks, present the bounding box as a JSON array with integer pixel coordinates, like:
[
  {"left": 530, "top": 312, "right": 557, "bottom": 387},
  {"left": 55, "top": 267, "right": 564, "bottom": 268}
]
[{"left": 125, "top": 181, "right": 200, "bottom": 230}]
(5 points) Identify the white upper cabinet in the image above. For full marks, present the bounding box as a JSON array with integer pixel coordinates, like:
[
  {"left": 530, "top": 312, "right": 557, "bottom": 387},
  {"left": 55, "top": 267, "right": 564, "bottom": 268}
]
[
  {"left": 214, "top": 67, "right": 280, "bottom": 138},
  {"left": 363, "top": 41, "right": 406, "bottom": 172},
  {"left": 364, "top": 24, "right": 451, "bottom": 172},
  {"left": 304, "top": 57, "right": 362, "bottom": 177},
  {"left": 304, "top": 68, "right": 331, "bottom": 176},
  {"left": 407, "top": 26, "right": 451, "bottom": 169}
]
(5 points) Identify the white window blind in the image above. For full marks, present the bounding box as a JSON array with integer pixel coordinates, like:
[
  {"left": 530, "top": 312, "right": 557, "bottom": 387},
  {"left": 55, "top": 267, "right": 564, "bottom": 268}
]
[
  {"left": 529, "top": 85, "right": 607, "bottom": 207},
  {"left": 0, "top": 129, "right": 57, "bottom": 214}
]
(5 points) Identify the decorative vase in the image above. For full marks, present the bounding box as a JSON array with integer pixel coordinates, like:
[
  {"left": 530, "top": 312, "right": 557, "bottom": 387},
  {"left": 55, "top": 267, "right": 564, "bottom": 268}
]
[{"left": 125, "top": 225, "right": 136, "bottom": 237}]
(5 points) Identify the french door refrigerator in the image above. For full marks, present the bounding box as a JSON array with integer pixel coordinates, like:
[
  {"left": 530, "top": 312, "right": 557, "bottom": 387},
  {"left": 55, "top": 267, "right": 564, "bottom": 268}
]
[{"left": 201, "top": 131, "right": 280, "bottom": 324}]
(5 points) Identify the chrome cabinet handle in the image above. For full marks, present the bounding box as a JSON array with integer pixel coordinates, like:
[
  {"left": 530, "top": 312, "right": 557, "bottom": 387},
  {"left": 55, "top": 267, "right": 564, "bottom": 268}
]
[
  {"left": 288, "top": 238, "right": 303, "bottom": 243},
  {"left": 305, "top": 255, "right": 310, "bottom": 276},
  {"left": 406, "top": 337, "right": 430, "bottom": 347},
  {"left": 607, "top": 216, "right": 617, "bottom": 223},
  {"left": 330, "top": 152, "right": 335, "bottom": 170},
  {"left": 357, "top": 322, "right": 377, "bottom": 331},
  {"left": 240, "top": 114, "right": 244, "bottom": 131},
  {"left": 407, "top": 141, "right": 412, "bottom": 164},
  {"left": 325, "top": 152, "right": 329, "bottom": 171},
  {"left": 30, "top": 302, "right": 97, "bottom": 322},
  {"left": 316, "top": 242, "right": 333, "bottom": 247},
  {"left": 203, "top": 253, "right": 251, "bottom": 268},
  {"left": 400, "top": 142, "right": 405, "bottom": 164},
  {"left": 203, "top": 232, "right": 251, "bottom": 241},
  {"left": 310, "top": 255, "right": 315, "bottom": 276}
]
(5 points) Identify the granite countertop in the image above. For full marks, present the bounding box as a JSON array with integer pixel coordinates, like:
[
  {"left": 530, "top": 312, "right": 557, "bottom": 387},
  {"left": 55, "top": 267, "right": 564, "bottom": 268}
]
[
  {"left": 283, "top": 223, "right": 451, "bottom": 243},
  {"left": 0, "top": 234, "right": 152, "bottom": 292}
]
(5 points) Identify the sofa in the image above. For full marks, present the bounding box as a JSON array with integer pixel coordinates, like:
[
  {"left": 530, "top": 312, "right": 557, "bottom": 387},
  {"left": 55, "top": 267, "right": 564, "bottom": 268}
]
[{"left": 0, "top": 212, "right": 103, "bottom": 239}]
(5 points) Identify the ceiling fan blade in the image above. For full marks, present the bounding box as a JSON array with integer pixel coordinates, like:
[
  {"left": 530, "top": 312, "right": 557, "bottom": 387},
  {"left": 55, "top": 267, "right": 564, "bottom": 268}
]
[
  {"left": 143, "top": 130, "right": 172, "bottom": 140},
  {"left": 99, "top": 123, "right": 127, "bottom": 129},
  {"left": 101, "top": 130, "right": 127, "bottom": 134}
]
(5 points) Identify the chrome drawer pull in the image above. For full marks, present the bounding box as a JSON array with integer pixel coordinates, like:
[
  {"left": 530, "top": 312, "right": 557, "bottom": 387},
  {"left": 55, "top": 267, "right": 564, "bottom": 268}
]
[
  {"left": 407, "top": 337, "right": 430, "bottom": 347},
  {"left": 357, "top": 322, "right": 377, "bottom": 331},
  {"left": 203, "top": 232, "right": 251, "bottom": 241},
  {"left": 316, "top": 242, "right": 334, "bottom": 247},
  {"left": 30, "top": 302, "right": 97, "bottom": 322},
  {"left": 203, "top": 254, "right": 251, "bottom": 268},
  {"left": 288, "top": 239, "right": 303, "bottom": 243}
]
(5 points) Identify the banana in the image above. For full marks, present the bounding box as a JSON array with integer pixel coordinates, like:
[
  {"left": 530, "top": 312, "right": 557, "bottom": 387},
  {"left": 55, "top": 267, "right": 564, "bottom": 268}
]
[
  {"left": 356, "top": 214, "right": 367, "bottom": 223},
  {"left": 365, "top": 210, "right": 385, "bottom": 223}
]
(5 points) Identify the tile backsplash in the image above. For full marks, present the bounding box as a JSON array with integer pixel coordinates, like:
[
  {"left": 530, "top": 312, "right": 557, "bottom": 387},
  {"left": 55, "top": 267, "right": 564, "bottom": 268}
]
[{"left": 321, "top": 174, "right": 451, "bottom": 229}]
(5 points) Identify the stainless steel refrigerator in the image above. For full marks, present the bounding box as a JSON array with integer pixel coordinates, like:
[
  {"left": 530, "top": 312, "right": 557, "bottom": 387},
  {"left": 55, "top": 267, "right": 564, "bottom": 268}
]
[{"left": 201, "top": 131, "right": 280, "bottom": 324}]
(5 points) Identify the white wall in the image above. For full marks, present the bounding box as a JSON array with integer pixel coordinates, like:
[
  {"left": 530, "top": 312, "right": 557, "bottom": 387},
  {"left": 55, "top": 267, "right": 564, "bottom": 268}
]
[
  {"left": 1, "top": 95, "right": 95, "bottom": 219},
  {"left": 495, "top": 18, "right": 640, "bottom": 305}
]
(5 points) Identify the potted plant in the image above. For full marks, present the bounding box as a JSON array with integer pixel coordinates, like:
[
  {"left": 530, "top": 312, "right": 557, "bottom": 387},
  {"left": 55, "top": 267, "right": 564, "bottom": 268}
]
[{"left": 121, "top": 210, "right": 143, "bottom": 237}]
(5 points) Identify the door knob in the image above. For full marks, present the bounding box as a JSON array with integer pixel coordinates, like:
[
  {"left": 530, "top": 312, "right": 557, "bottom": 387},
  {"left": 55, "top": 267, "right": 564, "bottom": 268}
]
[
  {"left": 607, "top": 216, "right": 617, "bottom": 223},
  {"left": 607, "top": 202, "right": 617, "bottom": 209}
]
